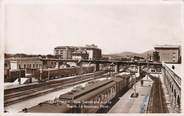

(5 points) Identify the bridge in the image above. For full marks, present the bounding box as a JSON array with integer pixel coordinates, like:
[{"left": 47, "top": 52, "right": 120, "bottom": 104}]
[
  {"left": 41, "top": 58, "right": 162, "bottom": 72},
  {"left": 161, "top": 63, "right": 181, "bottom": 112}
]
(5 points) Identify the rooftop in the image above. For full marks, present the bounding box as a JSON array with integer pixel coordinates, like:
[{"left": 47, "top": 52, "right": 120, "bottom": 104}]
[
  {"left": 59, "top": 79, "right": 113, "bottom": 100},
  {"left": 55, "top": 45, "right": 101, "bottom": 50},
  {"left": 5, "top": 57, "right": 42, "bottom": 61},
  {"left": 154, "top": 45, "right": 181, "bottom": 49}
]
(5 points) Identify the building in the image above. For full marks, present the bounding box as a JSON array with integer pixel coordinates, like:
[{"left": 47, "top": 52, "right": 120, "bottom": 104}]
[
  {"left": 4, "top": 57, "right": 57, "bottom": 82},
  {"left": 72, "top": 49, "right": 89, "bottom": 60},
  {"left": 5, "top": 57, "right": 56, "bottom": 70},
  {"left": 154, "top": 45, "right": 181, "bottom": 63},
  {"left": 5, "top": 57, "right": 43, "bottom": 70},
  {"left": 54, "top": 44, "right": 102, "bottom": 60},
  {"left": 54, "top": 46, "right": 76, "bottom": 59},
  {"left": 84, "top": 45, "right": 102, "bottom": 60}
]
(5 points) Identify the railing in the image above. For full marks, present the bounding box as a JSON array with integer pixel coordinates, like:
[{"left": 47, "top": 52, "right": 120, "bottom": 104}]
[{"left": 162, "top": 63, "right": 181, "bottom": 90}]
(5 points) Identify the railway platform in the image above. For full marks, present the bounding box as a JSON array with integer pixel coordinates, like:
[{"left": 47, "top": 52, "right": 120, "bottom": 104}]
[{"left": 109, "top": 75, "right": 153, "bottom": 113}]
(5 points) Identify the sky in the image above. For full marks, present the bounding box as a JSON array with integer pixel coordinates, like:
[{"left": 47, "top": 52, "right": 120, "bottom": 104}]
[{"left": 3, "top": 0, "right": 184, "bottom": 55}]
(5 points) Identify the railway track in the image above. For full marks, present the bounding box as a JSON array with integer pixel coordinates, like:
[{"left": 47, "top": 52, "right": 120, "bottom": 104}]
[
  {"left": 5, "top": 71, "right": 105, "bottom": 94},
  {"left": 146, "top": 74, "right": 168, "bottom": 113},
  {"left": 4, "top": 71, "right": 108, "bottom": 106}
]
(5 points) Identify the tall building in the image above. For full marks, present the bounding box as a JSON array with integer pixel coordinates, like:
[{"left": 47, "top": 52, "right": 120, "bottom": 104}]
[
  {"left": 54, "top": 45, "right": 102, "bottom": 60},
  {"left": 154, "top": 45, "right": 181, "bottom": 63},
  {"left": 84, "top": 45, "right": 101, "bottom": 60},
  {"left": 54, "top": 46, "right": 76, "bottom": 59},
  {"left": 72, "top": 49, "right": 89, "bottom": 60}
]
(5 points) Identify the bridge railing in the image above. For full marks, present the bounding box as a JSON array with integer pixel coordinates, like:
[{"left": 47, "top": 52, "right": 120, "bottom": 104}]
[{"left": 162, "top": 63, "right": 181, "bottom": 89}]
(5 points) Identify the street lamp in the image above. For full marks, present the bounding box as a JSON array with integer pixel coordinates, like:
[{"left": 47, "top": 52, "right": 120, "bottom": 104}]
[
  {"left": 18, "top": 64, "right": 21, "bottom": 85},
  {"left": 17, "top": 57, "right": 21, "bottom": 85},
  {"left": 39, "top": 65, "right": 43, "bottom": 82},
  {"left": 110, "top": 63, "right": 115, "bottom": 77},
  {"left": 48, "top": 69, "right": 50, "bottom": 81},
  {"left": 131, "top": 74, "right": 138, "bottom": 98}
]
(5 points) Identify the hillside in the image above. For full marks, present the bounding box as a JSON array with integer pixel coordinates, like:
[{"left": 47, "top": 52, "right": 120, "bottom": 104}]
[{"left": 103, "top": 49, "right": 154, "bottom": 59}]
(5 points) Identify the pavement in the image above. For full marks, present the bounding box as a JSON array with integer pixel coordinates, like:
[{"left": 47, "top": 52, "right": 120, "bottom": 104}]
[{"left": 109, "top": 75, "right": 153, "bottom": 113}]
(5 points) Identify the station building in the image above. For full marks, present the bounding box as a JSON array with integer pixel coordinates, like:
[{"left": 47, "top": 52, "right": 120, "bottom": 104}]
[
  {"left": 154, "top": 45, "right": 181, "bottom": 63},
  {"left": 5, "top": 57, "right": 56, "bottom": 70},
  {"left": 4, "top": 57, "right": 57, "bottom": 82},
  {"left": 5, "top": 57, "right": 42, "bottom": 71}
]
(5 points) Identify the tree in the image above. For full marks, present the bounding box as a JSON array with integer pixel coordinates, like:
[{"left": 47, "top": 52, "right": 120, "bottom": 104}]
[{"left": 153, "top": 51, "right": 160, "bottom": 62}]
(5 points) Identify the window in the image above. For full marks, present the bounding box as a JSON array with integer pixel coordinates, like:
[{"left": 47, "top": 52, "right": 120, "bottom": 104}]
[
  {"left": 55, "top": 50, "right": 59, "bottom": 54},
  {"left": 172, "top": 52, "right": 176, "bottom": 59},
  {"left": 36, "top": 64, "right": 38, "bottom": 68},
  {"left": 39, "top": 64, "right": 41, "bottom": 68},
  {"left": 18, "top": 64, "right": 21, "bottom": 69}
]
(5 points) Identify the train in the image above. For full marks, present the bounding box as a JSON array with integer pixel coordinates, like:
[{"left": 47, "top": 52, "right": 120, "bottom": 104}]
[
  {"left": 37, "top": 66, "right": 95, "bottom": 81},
  {"left": 25, "top": 72, "right": 140, "bottom": 113},
  {"left": 5, "top": 66, "right": 95, "bottom": 82},
  {"left": 4, "top": 69, "right": 25, "bottom": 82}
]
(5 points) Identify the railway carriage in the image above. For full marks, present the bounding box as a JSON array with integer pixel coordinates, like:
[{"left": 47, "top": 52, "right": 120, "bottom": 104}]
[
  {"left": 5, "top": 69, "right": 25, "bottom": 82},
  {"left": 32, "top": 66, "right": 95, "bottom": 81},
  {"left": 59, "top": 79, "right": 117, "bottom": 113},
  {"left": 26, "top": 72, "right": 133, "bottom": 113}
]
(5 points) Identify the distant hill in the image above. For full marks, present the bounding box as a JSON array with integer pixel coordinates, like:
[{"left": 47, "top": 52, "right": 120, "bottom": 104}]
[
  {"left": 140, "top": 49, "right": 154, "bottom": 58},
  {"left": 103, "top": 49, "right": 154, "bottom": 59}
]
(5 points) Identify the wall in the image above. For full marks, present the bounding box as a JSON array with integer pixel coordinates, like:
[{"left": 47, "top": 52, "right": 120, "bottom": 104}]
[
  {"left": 162, "top": 63, "right": 181, "bottom": 113},
  {"left": 156, "top": 49, "right": 179, "bottom": 63}
]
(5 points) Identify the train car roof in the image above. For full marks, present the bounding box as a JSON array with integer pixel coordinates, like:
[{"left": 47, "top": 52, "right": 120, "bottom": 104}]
[
  {"left": 116, "top": 72, "right": 130, "bottom": 76},
  {"left": 76, "top": 81, "right": 115, "bottom": 101},
  {"left": 112, "top": 77, "right": 124, "bottom": 82},
  {"left": 59, "top": 79, "right": 114, "bottom": 100},
  {"left": 42, "top": 67, "right": 78, "bottom": 71}
]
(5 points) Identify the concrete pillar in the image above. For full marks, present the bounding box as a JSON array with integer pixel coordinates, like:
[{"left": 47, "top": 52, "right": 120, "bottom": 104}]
[
  {"left": 39, "top": 68, "right": 43, "bottom": 82},
  {"left": 56, "top": 62, "right": 59, "bottom": 69},
  {"left": 79, "top": 62, "right": 83, "bottom": 74},
  {"left": 56, "top": 62, "right": 62, "bottom": 69},
  {"left": 18, "top": 69, "right": 21, "bottom": 84},
  {"left": 137, "top": 65, "right": 140, "bottom": 74},
  {"left": 42, "top": 61, "right": 47, "bottom": 69},
  {"left": 95, "top": 63, "right": 99, "bottom": 72},
  {"left": 115, "top": 64, "right": 120, "bottom": 73}
]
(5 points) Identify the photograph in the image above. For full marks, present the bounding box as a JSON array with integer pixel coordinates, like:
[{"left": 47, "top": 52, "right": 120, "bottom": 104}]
[{"left": 2, "top": 0, "right": 183, "bottom": 114}]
